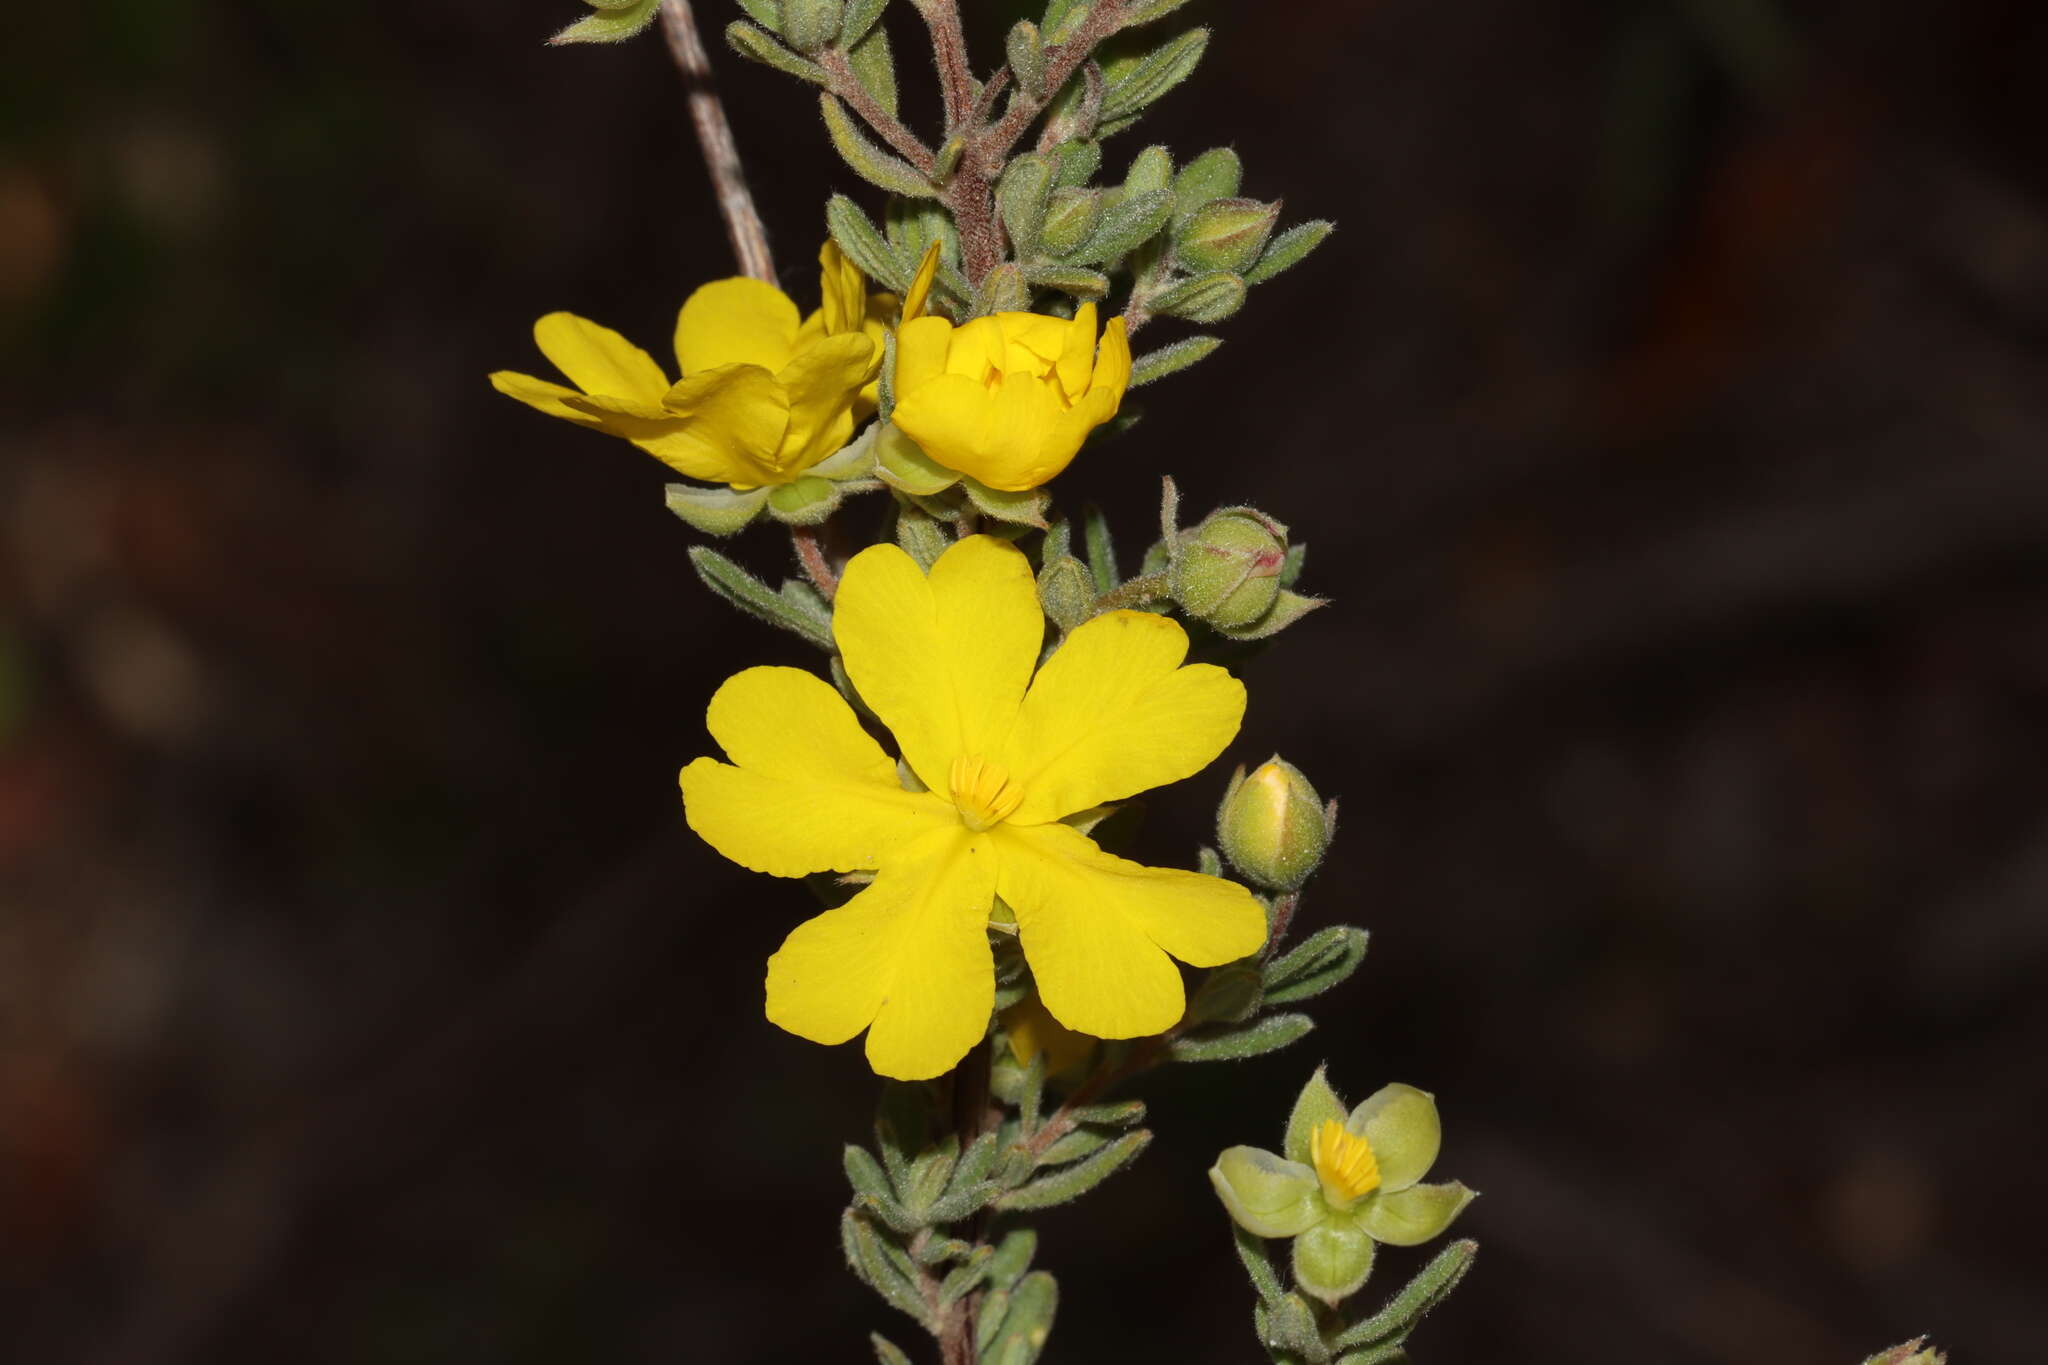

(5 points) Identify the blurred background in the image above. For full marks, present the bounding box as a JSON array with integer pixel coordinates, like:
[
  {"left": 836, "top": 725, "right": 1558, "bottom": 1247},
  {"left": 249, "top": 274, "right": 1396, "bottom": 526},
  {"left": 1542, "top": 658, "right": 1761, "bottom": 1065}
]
[{"left": 4, "top": 0, "right": 2046, "bottom": 1360}]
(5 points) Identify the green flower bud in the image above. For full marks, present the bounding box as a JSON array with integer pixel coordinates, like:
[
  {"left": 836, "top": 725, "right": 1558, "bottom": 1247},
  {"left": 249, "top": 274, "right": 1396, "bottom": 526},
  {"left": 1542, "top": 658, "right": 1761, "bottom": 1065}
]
[
  {"left": 1039, "top": 187, "right": 1103, "bottom": 258},
  {"left": 1037, "top": 555, "right": 1095, "bottom": 632},
  {"left": 1291, "top": 1214, "right": 1375, "bottom": 1306},
  {"left": 776, "top": 0, "right": 841, "bottom": 53},
  {"left": 1177, "top": 197, "right": 1280, "bottom": 274},
  {"left": 1217, "top": 756, "right": 1330, "bottom": 892},
  {"left": 1209, "top": 1145, "right": 1321, "bottom": 1239},
  {"left": 1170, "top": 507, "right": 1288, "bottom": 629}
]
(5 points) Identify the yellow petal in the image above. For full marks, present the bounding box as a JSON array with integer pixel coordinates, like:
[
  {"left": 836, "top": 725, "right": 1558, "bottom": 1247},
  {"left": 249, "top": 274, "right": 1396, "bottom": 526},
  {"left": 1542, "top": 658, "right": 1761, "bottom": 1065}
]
[
  {"left": 533, "top": 313, "right": 669, "bottom": 405},
  {"left": 995, "top": 821, "right": 1267, "bottom": 1038},
  {"left": 893, "top": 371, "right": 1080, "bottom": 491},
  {"left": 834, "top": 537, "right": 1042, "bottom": 792},
  {"left": 817, "top": 239, "right": 867, "bottom": 336},
  {"left": 765, "top": 828, "right": 998, "bottom": 1080},
  {"left": 944, "top": 315, "right": 1010, "bottom": 380},
  {"left": 894, "top": 314, "right": 956, "bottom": 395},
  {"left": 490, "top": 369, "right": 606, "bottom": 426},
  {"left": 679, "top": 666, "right": 954, "bottom": 877},
  {"left": 1089, "top": 314, "right": 1132, "bottom": 404},
  {"left": 675, "top": 277, "right": 801, "bottom": 377},
  {"left": 992, "top": 307, "right": 1092, "bottom": 394},
  {"left": 645, "top": 363, "right": 791, "bottom": 485},
  {"left": 902, "top": 242, "right": 941, "bottom": 322},
  {"left": 1002, "top": 609, "right": 1244, "bottom": 823},
  {"left": 775, "top": 331, "right": 880, "bottom": 475}
]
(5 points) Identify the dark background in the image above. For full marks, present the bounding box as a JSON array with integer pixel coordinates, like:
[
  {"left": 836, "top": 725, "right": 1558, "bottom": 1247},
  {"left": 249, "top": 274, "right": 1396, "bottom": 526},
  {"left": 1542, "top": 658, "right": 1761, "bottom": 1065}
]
[{"left": 4, "top": 0, "right": 2046, "bottom": 1360}]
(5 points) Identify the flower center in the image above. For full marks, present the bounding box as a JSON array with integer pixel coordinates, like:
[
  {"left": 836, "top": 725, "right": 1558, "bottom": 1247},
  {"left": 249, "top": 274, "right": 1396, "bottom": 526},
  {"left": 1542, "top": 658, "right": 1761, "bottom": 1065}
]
[
  {"left": 950, "top": 755, "right": 1024, "bottom": 832},
  {"left": 1309, "top": 1119, "right": 1381, "bottom": 1208}
]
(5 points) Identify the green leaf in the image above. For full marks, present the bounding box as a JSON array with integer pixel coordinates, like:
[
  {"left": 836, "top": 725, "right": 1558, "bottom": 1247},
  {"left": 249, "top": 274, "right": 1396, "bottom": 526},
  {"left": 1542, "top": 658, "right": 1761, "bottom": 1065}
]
[
  {"left": 1052, "top": 138, "right": 1102, "bottom": 188},
  {"left": 1121, "top": 0, "right": 1197, "bottom": 24},
  {"left": 1038, "top": 1124, "right": 1115, "bottom": 1165},
  {"left": 1168, "top": 1012, "right": 1314, "bottom": 1063},
  {"left": 869, "top": 1332, "right": 915, "bottom": 1365},
  {"left": 1124, "top": 144, "right": 1174, "bottom": 195},
  {"left": 998, "top": 153, "right": 1057, "bottom": 257},
  {"left": 687, "top": 546, "right": 835, "bottom": 650},
  {"left": 912, "top": 1234, "right": 973, "bottom": 1266},
  {"left": 1064, "top": 1097, "right": 1145, "bottom": 1128},
  {"left": 997, "top": 1130, "right": 1150, "bottom": 1210},
  {"left": 1006, "top": 19, "right": 1049, "bottom": 99},
  {"left": 724, "top": 20, "right": 829, "bottom": 83},
  {"left": 664, "top": 482, "right": 768, "bottom": 536},
  {"left": 1147, "top": 269, "right": 1246, "bottom": 323},
  {"left": 1080, "top": 504, "right": 1118, "bottom": 592},
  {"left": 841, "top": 1209, "right": 932, "bottom": 1326},
  {"left": 1264, "top": 926, "right": 1369, "bottom": 1005},
  {"left": 821, "top": 94, "right": 935, "bottom": 198},
  {"left": 1172, "top": 146, "right": 1243, "bottom": 223},
  {"left": 1067, "top": 187, "right": 1173, "bottom": 266},
  {"left": 838, "top": 0, "right": 888, "bottom": 46},
  {"left": 973, "top": 262, "right": 1033, "bottom": 316},
  {"left": 549, "top": 0, "right": 662, "bottom": 44},
  {"left": 851, "top": 1190, "right": 922, "bottom": 1236},
  {"left": 963, "top": 476, "right": 1051, "bottom": 528},
  {"left": 826, "top": 194, "right": 910, "bottom": 291},
  {"left": 988, "top": 1228, "right": 1037, "bottom": 1291},
  {"left": 980, "top": 1270, "right": 1058, "bottom": 1365},
  {"left": 1231, "top": 1224, "right": 1288, "bottom": 1307},
  {"left": 1244, "top": 219, "right": 1334, "bottom": 286},
  {"left": 735, "top": 0, "right": 778, "bottom": 26},
  {"left": 1098, "top": 29, "right": 1209, "bottom": 132},
  {"left": 1128, "top": 333, "right": 1221, "bottom": 387},
  {"left": 847, "top": 21, "right": 898, "bottom": 117},
  {"left": 874, "top": 1082, "right": 928, "bottom": 1188},
  {"left": 1330, "top": 1240, "right": 1478, "bottom": 1352},
  {"left": 976, "top": 1287, "right": 1011, "bottom": 1356},
  {"left": 843, "top": 1143, "right": 896, "bottom": 1202},
  {"left": 1022, "top": 263, "right": 1110, "bottom": 299},
  {"left": 938, "top": 1243, "right": 995, "bottom": 1304},
  {"left": 945, "top": 1130, "right": 1000, "bottom": 1199}
]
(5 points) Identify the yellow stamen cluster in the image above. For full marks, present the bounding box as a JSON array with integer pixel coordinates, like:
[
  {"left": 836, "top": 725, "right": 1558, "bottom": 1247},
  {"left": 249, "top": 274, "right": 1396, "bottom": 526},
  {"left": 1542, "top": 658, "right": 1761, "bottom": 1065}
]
[
  {"left": 1309, "top": 1119, "right": 1381, "bottom": 1207},
  {"left": 950, "top": 755, "right": 1024, "bottom": 832}
]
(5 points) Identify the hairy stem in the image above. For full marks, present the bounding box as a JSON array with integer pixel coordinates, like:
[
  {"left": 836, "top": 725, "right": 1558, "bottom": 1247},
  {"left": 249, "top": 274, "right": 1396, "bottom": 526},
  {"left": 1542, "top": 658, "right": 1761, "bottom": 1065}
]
[
  {"left": 913, "top": 0, "right": 977, "bottom": 132},
  {"left": 984, "top": 0, "right": 1130, "bottom": 161},
  {"left": 792, "top": 523, "right": 840, "bottom": 600},
  {"left": 659, "top": 0, "right": 775, "bottom": 283},
  {"left": 820, "top": 48, "right": 939, "bottom": 175},
  {"left": 1093, "top": 572, "right": 1170, "bottom": 612}
]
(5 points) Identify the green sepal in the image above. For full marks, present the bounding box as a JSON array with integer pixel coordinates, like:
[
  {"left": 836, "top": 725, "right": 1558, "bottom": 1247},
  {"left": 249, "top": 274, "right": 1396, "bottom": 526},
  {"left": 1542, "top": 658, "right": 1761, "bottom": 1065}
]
[
  {"left": 1218, "top": 588, "right": 1325, "bottom": 641},
  {"left": 837, "top": 0, "right": 888, "bottom": 47},
  {"left": 1067, "top": 187, "right": 1172, "bottom": 266},
  {"left": 777, "top": 0, "right": 843, "bottom": 54},
  {"left": 847, "top": 20, "right": 898, "bottom": 116},
  {"left": 1280, "top": 540, "right": 1308, "bottom": 588},
  {"left": 664, "top": 483, "right": 768, "bottom": 536},
  {"left": 973, "top": 262, "right": 1033, "bottom": 316},
  {"left": 841, "top": 1208, "right": 932, "bottom": 1326},
  {"left": 821, "top": 93, "right": 937, "bottom": 197},
  {"left": 1124, "top": 143, "right": 1174, "bottom": 195},
  {"left": 997, "top": 1129, "right": 1150, "bottom": 1210},
  {"left": 549, "top": 0, "right": 661, "bottom": 45},
  {"left": 1173, "top": 146, "right": 1243, "bottom": 224},
  {"left": 1039, "top": 187, "right": 1104, "bottom": 257},
  {"left": 688, "top": 546, "right": 834, "bottom": 650},
  {"left": 1128, "top": 333, "right": 1221, "bottom": 387},
  {"left": 1360, "top": 1181, "right": 1477, "bottom": 1246},
  {"left": 1176, "top": 197, "right": 1280, "bottom": 273},
  {"left": 869, "top": 1332, "right": 915, "bottom": 1365},
  {"left": 1244, "top": 219, "right": 1334, "bottom": 285},
  {"left": 1098, "top": 29, "right": 1209, "bottom": 133},
  {"left": 809, "top": 423, "right": 883, "bottom": 481},
  {"left": 980, "top": 1270, "right": 1057, "bottom": 1365},
  {"left": 1196, "top": 844, "right": 1223, "bottom": 878},
  {"left": 1148, "top": 269, "right": 1246, "bottom": 323},
  {"left": 826, "top": 193, "right": 911, "bottom": 291},
  {"left": 1284, "top": 1064, "right": 1348, "bottom": 1164},
  {"left": 876, "top": 424, "right": 961, "bottom": 495},
  {"left": 998, "top": 153, "right": 1057, "bottom": 257},
  {"left": 765, "top": 474, "right": 842, "bottom": 525},
  {"left": 724, "top": 20, "right": 829, "bottom": 84},
  {"left": 1169, "top": 1011, "right": 1314, "bottom": 1063},
  {"left": 1264, "top": 926, "right": 1369, "bottom": 1006},
  {"left": 1023, "top": 263, "right": 1110, "bottom": 299},
  {"left": 962, "top": 476, "right": 1050, "bottom": 528},
  {"left": 1329, "top": 1240, "right": 1477, "bottom": 1353},
  {"left": 1078, "top": 503, "right": 1118, "bottom": 591},
  {"left": 1294, "top": 1216, "right": 1375, "bottom": 1307}
]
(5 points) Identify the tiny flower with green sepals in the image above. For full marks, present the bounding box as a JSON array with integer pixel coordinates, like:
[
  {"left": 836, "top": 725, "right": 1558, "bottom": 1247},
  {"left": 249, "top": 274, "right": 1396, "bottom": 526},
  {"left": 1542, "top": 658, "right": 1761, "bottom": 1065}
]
[
  {"left": 1210, "top": 1067, "right": 1476, "bottom": 1306},
  {"left": 1217, "top": 756, "right": 1332, "bottom": 893}
]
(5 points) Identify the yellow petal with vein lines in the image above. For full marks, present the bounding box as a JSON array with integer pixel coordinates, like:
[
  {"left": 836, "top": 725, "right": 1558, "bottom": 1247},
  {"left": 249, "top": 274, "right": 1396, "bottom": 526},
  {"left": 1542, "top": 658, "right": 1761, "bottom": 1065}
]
[
  {"left": 765, "top": 828, "right": 997, "bottom": 1080},
  {"left": 995, "top": 820, "right": 1266, "bottom": 1038},
  {"left": 833, "top": 538, "right": 1042, "bottom": 793},
  {"left": 679, "top": 666, "right": 953, "bottom": 877},
  {"left": 490, "top": 370, "right": 606, "bottom": 425},
  {"left": 776, "top": 331, "right": 880, "bottom": 473},
  {"left": 533, "top": 312, "right": 670, "bottom": 404},
  {"left": 1001, "top": 609, "right": 1243, "bottom": 824},
  {"left": 674, "top": 277, "right": 801, "bottom": 377}
]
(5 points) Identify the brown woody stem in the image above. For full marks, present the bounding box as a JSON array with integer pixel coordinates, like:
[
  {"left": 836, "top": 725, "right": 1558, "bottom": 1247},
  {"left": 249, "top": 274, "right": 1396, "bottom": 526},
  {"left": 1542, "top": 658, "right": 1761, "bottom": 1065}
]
[{"left": 659, "top": 0, "right": 776, "bottom": 283}]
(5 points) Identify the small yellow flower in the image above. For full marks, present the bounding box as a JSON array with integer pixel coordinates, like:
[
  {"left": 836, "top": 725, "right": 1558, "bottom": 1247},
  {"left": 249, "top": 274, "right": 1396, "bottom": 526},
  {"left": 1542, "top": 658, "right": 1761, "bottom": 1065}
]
[
  {"left": 677, "top": 535, "right": 1266, "bottom": 1080},
  {"left": 489, "top": 242, "right": 892, "bottom": 489},
  {"left": 890, "top": 304, "right": 1131, "bottom": 492},
  {"left": 1308, "top": 1119, "right": 1381, "bottom": 1207}
]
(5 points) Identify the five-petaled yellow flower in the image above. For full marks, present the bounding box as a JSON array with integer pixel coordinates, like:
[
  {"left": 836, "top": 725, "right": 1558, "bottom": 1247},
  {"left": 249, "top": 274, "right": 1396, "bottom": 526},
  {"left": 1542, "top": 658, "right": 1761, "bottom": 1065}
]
[
  {"left": 892, "top": 304, "right": 1131, "bottom": 492},
  {"left": 678, "top": 535, "right": 1266, "bottom": 1080},
  {"left": 490, "top": 242, "right": 897, "bottom": 489}
]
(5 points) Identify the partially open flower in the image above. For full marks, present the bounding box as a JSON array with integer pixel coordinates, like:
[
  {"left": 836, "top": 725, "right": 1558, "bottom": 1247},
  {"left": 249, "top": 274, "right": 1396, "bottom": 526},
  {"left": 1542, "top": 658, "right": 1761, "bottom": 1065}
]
[{"left": 1210, "top": 1068, "right": 1476, "bottom": 1306}]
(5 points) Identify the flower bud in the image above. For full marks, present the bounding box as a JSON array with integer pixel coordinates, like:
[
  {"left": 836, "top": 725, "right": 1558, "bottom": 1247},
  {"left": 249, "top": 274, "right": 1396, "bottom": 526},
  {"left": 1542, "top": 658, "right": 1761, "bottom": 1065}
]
[
  {"left": 1177, "top": 197, "right": 1280, "bottom": 274},
  {"left": 1217, "top": 757, "right": 1330, "bottom": 892},
  {"left": 1291, "top": 1215, "right": 1375, "bottom": 1306},
  {"left": 1037, "top": 555, "right": 1095, "bottom": 632},
  {"left": 1039, "top": 187, "right": 1103, "bottom": 257},
  {"left": 1169, "top": 507, "right": 1287, "bottom": 629},
  {"left": 776, "top": 0, "right": 841, "bottom": 53}
]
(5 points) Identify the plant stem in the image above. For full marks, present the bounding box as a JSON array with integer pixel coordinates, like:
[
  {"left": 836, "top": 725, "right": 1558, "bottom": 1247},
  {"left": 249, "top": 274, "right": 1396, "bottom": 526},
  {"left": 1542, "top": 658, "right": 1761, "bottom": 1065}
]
[
  {"left": 659, "top": 0, "right": 776, "bottom": 283},
  {"left": 1093, "top": 572, "right": 1169, "bottom": 612},
  {"left": 984, "top": 0, "right": 1130, "bottom": 161},
  {"left": 820, "top": 48, "right": 939, "bottom": 174},
  {"left": 913, "top": 0, "right": 977, "bottom": 132},
  {"left": 792, "top": 523, "right": 840, "bottom": 600}
]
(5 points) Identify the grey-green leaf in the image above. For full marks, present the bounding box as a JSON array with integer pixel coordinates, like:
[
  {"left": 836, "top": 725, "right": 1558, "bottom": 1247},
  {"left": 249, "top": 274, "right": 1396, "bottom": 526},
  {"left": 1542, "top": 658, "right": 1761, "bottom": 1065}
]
[
  {"left": 1263, "top": 925, "right": 1369, "bottom": 1005},
  {"left": 989, "top": 1228, "right": 1037, "bottom": 1291},
  {"left": 1067, "top": 186, "right": 1173, "bottom": 266},
  {"left": 826, "top": 193, "right": 910, "bottom": 291},
  {"left": 550, "top": 0, "right": 662, "bottom": 45},
  {"left": 1022, "top": 263, "right": 1110, "bottom": 299},
  {"left": 1232, "top": 1225, "right": 1288, "bottom": 1307},
  {"left": 841, "top": 1210, "right": 931, "bottom": 1326},
  {"left": 1244, "top": 218, "right": 1334, "bottom": 285},
  {"left": 1099, "top": 29, "right": 1209, "bottom": 129},
  {"left": 1331, "top": 1240, "right": 1478, "bottom": 1352},
  {"left": 723, "top": 20, "right": 829, "bottom": 84},
  {"left": 688, "top": 546, "right": 835, "bottom": 650},
  {"left": 998, "top": 153, "right": 1057, "bottom": 257},
  {"left": 981, "top": 1270, "right": 1058, "bottom": 1365},
  {"left": 1128, "top": 333, "right": 1221, "bottom": 387},
  {"left": 1146, "top": 269, "right": 1246, "bottom": 323},
  {"left": 821, "top": 94, "right": 935, "bottom": 197},
  {"left": 838, "top": 0, "right": 888, "bottom": 46},
  {"left": 1168, "top": 1012, "right": 1314, "bottom": 1063},
  {"left": 1173, "top": 146, "right": 1243, "bottom": 223},
  {"left": 869, "top": 1332, "right": 915, "bottom": 1365},
  {"left": 847, "top": 21, "right": 898, "bottom": 117},
  {"left": 997, "top": 1130, "right": 1151, "bottom": 1210}
]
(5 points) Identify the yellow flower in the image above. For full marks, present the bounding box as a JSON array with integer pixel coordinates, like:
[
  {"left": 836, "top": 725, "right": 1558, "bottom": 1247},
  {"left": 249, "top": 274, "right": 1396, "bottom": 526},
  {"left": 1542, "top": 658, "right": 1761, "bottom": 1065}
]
[
  {"left": 890, "top": 304, "right": 1131, "bottom": 492},
  {"left": 677, "top": 535, "right": 1266, "bottom": 1080},
  {"left": 489, "top": 242, "right": 891, "bottom": 489}
]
